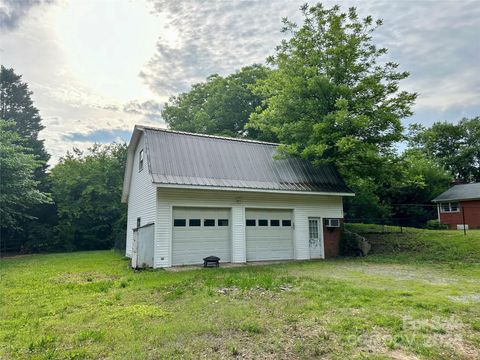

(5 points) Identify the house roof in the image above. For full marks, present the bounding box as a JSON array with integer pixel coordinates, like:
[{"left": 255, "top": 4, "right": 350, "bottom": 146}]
[
  {"left": 122, "top": 125, "right": 354, "bottom": 201},
  {"left": 432, "top": 183, "right": 480, "bottom": 202}
]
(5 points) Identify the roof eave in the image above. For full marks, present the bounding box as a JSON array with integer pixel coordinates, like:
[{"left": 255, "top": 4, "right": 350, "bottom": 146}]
[
  {"left": 153, "top": 182, "right": 355, "bottom": 196},
  {"left": 432, "top": 197, "right": 480, "bottom": 203},
  {"left": 121, "top": 125, "right": 147, "bottom": 203}
]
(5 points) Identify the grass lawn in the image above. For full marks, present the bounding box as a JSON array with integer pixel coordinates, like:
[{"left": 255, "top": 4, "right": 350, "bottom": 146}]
[{"left": 1, "top": 230, "right": 480, "bottom": 359}]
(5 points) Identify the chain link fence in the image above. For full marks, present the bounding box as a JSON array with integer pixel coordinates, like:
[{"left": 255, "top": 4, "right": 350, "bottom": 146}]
[{"left": 344, "top": 203, "right": 480, "bottom": 235}]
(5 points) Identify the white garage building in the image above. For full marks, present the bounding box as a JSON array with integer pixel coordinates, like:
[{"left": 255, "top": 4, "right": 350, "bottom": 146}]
[{"left": 122, "top": 125, "right": 354, "bottom": 268}]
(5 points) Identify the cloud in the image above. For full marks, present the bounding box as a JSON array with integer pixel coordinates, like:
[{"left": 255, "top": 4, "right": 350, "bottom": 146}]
[
  {"left": 63, "top": 129, "right": 132, "bottom": 143},
  {"left": 123, "top": 100, "right": 163, "bottom": 121},
  {"left": 1, "top": 0, "right": 479, "bottom": 165},
  {"left": 0, "top": 0, "right": 53, "bottom": 31},
  {"left": 143, "top": 0, "right": 480, "bottom": 119},
  {"left": 142, "top": 0, "right": 293, "bottom": 96}
]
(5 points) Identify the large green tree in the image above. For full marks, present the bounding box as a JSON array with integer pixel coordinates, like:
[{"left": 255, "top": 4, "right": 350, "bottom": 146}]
[
  {"left": 49, "top": 144, "right": 127, "bottom": 251},
  {"left": 163, "top": 64, "right": 272, "bottom": 139},
  {"left": 247, "top": 3, "right": 417, "bottom": 218},
  {"left": 409, "top": 117, "right": 480, "bottom": 182},
  {"left": 0, "top": 66, "right": 53, "bottom": 252},
  {"left": 0, "top": 120, "right": 51, "bottom": 232},
  {"left": 0, "top": 66, "right": 49, "bottom": 169}
]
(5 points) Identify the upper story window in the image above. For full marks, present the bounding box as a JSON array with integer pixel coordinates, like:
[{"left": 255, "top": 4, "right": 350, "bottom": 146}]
[
  {"left": 139, "top": 149, "right": 144, "bottom": 172},
  {"left": 440, "top": 202, "right": 459, "bottom": 213}
]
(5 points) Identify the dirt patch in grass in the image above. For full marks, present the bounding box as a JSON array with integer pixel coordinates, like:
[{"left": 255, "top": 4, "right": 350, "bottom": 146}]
[
  {"left": 356, "top": 265, "right": 458, "bottom": 284},
  {"left": 216, "top": 284, "right": 294, "bottom": 300},
  {"left": 449, "top": 294, "right": 480, "bottom": 303},
  {"left": 388, "top": 350, "right": 421, "bottom": 360},
  {"left": 188, "top": 321, "right": 335, "bottom": 359},
  {"left": 326, "top": 263, "right": 475, "bottom": 285},
  {"left": 52, "top": 271, "right": 119, "bottom": 284}
]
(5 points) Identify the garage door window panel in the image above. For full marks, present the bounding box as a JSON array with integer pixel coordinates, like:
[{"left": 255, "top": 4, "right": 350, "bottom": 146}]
[
  {"left": 204, "top": 219, "right": 215, "bottom": 227},
  {"left": 246, "top": 219, "right": 256, "bottom": 226},
  {"left": 270, "top": 219, "right": 280, "bottom": 227},
  {"left": 218, "top": 219, "right": 229, "bottom": 226},
  {"left": 189, "top": 219, "right": 201, "bottom": 227},
  {"left": 174, "top": 219, "right": 186, "bottom": 227},
  {"left": 282, "top": 220, "right": 292, "bottom": 227},
  {"left": 258, "top": 219, "right": 268, "bottom": 227}
]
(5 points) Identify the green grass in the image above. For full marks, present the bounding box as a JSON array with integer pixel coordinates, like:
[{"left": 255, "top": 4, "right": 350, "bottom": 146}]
[
  {"left": 346, "top": 224, "right": 480, "bottom": 264},
  {"left": 1, "top": 230, "right": 480, "bottom": 359}
]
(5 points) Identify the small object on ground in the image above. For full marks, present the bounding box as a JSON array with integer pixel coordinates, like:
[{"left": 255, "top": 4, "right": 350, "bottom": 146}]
[
  {"left": 203, "top": 256, "right": 220, "bottom": 268},
  {"left": 279, "top": 284, "right": 293, "bottom": 292}
]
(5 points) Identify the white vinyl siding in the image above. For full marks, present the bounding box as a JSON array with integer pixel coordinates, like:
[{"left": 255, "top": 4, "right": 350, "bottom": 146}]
[
  {"left": 154, "top": 188, "right": 343, "bottom": 268},
  {"left": 245, "top": 209, "right": 293, "bottom": 261},
  {"left": 125, "top": 134, "right": 156, "bottom": 257},
  {"left": 172, "top": 207, "right": 231, "bottom": 265}
]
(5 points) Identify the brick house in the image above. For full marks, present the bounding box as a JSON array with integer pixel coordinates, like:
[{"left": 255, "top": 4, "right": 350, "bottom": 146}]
[{"left": 432, "top": 183, "right": 480, "bottom": 229}]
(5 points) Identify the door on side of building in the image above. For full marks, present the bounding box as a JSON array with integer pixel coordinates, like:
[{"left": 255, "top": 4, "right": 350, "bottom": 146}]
[{"left": 308, "top": 217, "right": 323, "bottom": 259}]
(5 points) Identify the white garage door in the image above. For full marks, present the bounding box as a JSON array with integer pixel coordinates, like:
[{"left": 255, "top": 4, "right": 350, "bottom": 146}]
[
  {"left": 172, "top": 207, "right": 231, "bottom": 265},
  {"left": 245, "top": 209, "right": 294, "bottom": 261}
]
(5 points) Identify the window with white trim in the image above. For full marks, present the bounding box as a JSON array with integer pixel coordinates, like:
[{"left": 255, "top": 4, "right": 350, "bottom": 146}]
[{"left": 440, "top": 202, "right": 459, "bottom": 213}]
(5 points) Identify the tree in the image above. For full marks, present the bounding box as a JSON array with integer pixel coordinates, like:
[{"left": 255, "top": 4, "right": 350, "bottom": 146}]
[
  {"left": 0, "top": 66, "right": 50, "bottom": 169},
  {"left": 0, "top": 120, "right": 51, "bottom": 231},
  {"left": 409, "top": 117, "right": 480, "bottom": 182},
  {"left": 49, "top": 144, "right": 127, "bottom": 251},
  {"left": 1, "top": 66, "right": 53, "bottom": 252},
  {"left": 387, "top": 150, "right": 451, "bottom": 227},
  {"left": 162, "top": 64, "right": 272, "bottom": 139},
  {"left": 246, "top": 3, "right": 417, "bottom": 219}
]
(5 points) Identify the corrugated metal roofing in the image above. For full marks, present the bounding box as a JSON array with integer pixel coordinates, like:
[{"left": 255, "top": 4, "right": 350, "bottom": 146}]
[
  {"left": 432, "top": 183, "right": 480, "bottom": 202},
  {"left": 143, "top": 127, "right": 353, "bottom": 194}
]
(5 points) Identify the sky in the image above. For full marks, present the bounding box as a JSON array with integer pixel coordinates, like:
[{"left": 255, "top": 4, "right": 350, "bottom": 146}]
[{"left": 1, "top": 0, "right": 479, "bottom": 164}]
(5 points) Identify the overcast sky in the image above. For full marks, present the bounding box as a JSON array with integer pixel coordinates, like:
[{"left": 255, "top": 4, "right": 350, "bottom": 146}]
[{"left": 1, "top": 0, "right": 479, "bottom": 164}]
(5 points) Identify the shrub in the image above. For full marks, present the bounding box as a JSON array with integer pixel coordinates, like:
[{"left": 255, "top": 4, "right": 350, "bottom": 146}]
[{"left": 426, "top": 219, "right": 448, "bottom": 230}]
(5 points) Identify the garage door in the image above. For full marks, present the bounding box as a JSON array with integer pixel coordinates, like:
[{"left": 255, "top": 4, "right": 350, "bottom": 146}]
[
  {"left": 172, "top": 207, "right": 231, "bottom": 265},
  {"left": 245, "top": 209, "right": 293, "bottom": 261}
]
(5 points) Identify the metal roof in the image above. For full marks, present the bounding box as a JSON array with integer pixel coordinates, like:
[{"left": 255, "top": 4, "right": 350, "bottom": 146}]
[
  {"left": 143, "top": 127, "right": 353, "bottom": 194},
  {"left": 432, "top": 183, "right": 480, "bottom": 202}
]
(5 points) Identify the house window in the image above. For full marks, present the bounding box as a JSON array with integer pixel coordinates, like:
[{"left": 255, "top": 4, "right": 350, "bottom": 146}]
[
  {"left": 139, "top": 149, "right": 144, "bottom": 171},
  {"left": 282, "top": 220, "right": 292, "bottom": 227},
  {"left": 136, "top": 217, "right": 141, "bottom": 228},
  {"left": 174, "top": 219, "right": 186, "bottom": 227},
  {"left": 258, "top": 219, "right": 268, "bottom": 227},
  {"left": 246, "top": 219, "right": 256, "bottom": 226},
  {"left": 189, "top": 219, "right": 201, "bottom": 227},
  {"left": 204, "top": 219, "right": 215, "bottom": 227},
  {"left": 270, "top": 219, "right": 280, "bottom": 227},
  {"left": 440, "top": 202, "right": 459, "bottom": 213},
  {"left": 218, "top": 219, "right": 229, "bottom": 226}
]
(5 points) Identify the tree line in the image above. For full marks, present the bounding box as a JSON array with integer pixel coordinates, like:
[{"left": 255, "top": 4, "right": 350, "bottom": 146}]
[
  {"left": 1, "top": 3, "right": 479, "bottom": 253},
  {"left": 0, "top": 66, "right": 127, "bottom": 253}
]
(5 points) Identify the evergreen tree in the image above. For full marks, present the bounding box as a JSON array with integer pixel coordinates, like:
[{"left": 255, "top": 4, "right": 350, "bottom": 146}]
[
  {"left": 0, "top": 66, "right": 50, "bottom": 172},
  {"left": 0, "top": 120, "right": 50, "bottom": 233}
]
